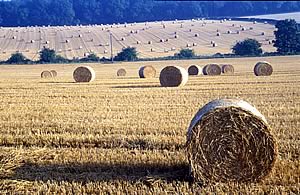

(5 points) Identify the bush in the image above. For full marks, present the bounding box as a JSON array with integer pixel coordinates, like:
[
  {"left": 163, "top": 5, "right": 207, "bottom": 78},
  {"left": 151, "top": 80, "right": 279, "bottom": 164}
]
[
  {"left": 6, "top": 52, "right": 31, "bottom": 64},
  {"left": 114, "top": 47, "right": 138, "bottom": 61},
  {"left": 80, "top": 53, "right": 100, "bottom": 62},
  {"left": 175, "top": 49, "right": 196, "bottom": 59},
  {"left": 232, "top": 38, "right": 263, "bottom": 56}
]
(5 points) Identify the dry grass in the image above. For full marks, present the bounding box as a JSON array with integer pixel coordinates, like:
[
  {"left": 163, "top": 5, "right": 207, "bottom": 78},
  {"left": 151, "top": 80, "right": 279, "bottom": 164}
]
[{"left": 0, "top": 55, "right": 299, "bottom": 193}]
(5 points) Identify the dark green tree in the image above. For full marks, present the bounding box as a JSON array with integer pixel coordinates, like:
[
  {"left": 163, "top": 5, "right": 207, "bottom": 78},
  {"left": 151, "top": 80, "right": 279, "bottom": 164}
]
[
  {"left": 39, "top": 48, "right": 56, "bottom": 63},
  {"left": 114, "top": 47, "right": 138, "bottom": 61},
  {"left": 274, "top": 19, "right": 300, "bottom": 54},
  {"left": 232, "top": 39, "right": 263, "bottom": 56},
  {"left": 6, "top": 52, "right": 30, "bottom": 64},
  {"left": 39, "top": 48, "right": 68, "bottom": 63},
  {"left": 175, "top": 49, "right": 196, "bottom": 59}
]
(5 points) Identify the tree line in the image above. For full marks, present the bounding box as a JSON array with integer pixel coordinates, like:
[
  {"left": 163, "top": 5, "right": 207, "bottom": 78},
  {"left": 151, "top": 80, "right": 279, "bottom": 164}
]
[{"left": 0, "top": 0, "right": 300, "bottom": 26}]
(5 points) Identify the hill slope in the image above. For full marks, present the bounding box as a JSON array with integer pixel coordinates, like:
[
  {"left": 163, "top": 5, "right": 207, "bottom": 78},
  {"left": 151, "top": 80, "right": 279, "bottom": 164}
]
[{"left": 0, "top": 19, "right": 276, "bottom": 61}]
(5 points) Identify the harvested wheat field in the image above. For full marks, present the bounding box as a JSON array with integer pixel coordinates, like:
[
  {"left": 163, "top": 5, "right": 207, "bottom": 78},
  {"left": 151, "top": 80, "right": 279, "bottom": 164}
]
[
  {"left": 0, "top": 19, "right": 276, "bottom": 61},
  {"left": 0, "top": 55, "right": 299, "bottom": 193}
]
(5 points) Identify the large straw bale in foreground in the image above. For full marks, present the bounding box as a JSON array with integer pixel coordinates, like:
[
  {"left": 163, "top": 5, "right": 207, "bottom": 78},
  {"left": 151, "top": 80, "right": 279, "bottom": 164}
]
[
  {"left": 254, "top": 61, "right": 273, "bottom": 76},
  {"left": 186, "top": 99, "right": 277, "bottom": 183},
  {"left": 203, "top": 64, "right": 221, "bottom": 75},
  {"left": 139, "top": 65, "right": 156, "bottom": 78},
  {"left": 117, "top": 68, "right": 126, "bottom": 76},
  {"left": 221, "top": 64, "right": 234, "bottom": 74},
  {"left": 159, "top": 66, "right": 188, "bottom": 87},
  {"left": 41, "top": 70, "right": 52, "bottom": 78},
  {"left": 73, "top": 66, "right": 95, "bottom": 82},
  {"left": 188, "top": 65, "right": 202, "bottom": 76}
]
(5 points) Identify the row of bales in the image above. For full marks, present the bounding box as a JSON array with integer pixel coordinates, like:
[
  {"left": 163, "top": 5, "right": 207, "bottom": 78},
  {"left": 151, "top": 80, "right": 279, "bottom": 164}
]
[{"left": 41, "top": 62, "right": 273, "bottom": 85}]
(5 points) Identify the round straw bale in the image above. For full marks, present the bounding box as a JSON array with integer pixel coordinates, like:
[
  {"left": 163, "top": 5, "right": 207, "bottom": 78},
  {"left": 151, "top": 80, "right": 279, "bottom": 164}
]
[
  {"left": 139, "top": 65, "right": 156, "bottom": 78},
  {"left": 73, "top": 66, "right": 95, "bottom": 82},
  {"left": 195, "top": 33, "right": 199, "bottom": 37},
  {"left": 188, "top": 65, "right": 202, "bottom": 76},
  {"left": 117, "top": 68, "right": 126, "bottom": 76},
  {"left": 41, "top": 70, "right": 52, "bottom": 78},
  {"left": 148, "top": 41, "right": 152, "bottom": 44},
  {"left": 216, "top": 32, "right": 220, "bottom": 36},
  {"left": 203, "top": 64, "right": 221, "bottom": 75},
  {"left": 50, "top": 70, "right": 57, "bottom": 77},
  {"left": 221, "top": 64, "right": 234, "bottom": 74},
  {"left": 159, "top": 66, "right": 188, "bottom": 87},
  {"left": 254, "top": 61, "right": 273, "bottom": 76},
  {"left": 186, "top": 98, "right": 277, "bottom": 183}
]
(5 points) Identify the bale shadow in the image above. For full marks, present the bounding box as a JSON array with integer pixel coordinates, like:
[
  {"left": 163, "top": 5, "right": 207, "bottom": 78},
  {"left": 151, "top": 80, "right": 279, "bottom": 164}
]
[
  {"left": 112, "top": 85, "right": 161, "bottom": 89},
  {"left": 39, "top": 81, "right": 76, "bottom": 84},
  {"left": 11, "top": 162, "right": 190, "bottom": 184}
]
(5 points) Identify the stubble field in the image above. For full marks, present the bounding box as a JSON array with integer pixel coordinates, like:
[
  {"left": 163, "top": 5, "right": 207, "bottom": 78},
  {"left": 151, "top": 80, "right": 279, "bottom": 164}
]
[
  {"left": 0, "top": 55, "right": 299, "bottom": 194},
  {"left": 0, "top": 19, "right": 276, "bottom": 60}
]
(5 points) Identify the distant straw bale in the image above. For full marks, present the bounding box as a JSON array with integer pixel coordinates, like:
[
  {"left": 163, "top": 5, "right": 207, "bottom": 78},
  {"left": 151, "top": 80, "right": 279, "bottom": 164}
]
[
  {"left": 117, "top": 68, "right": 126, "bottom": 76},
  {"left": 221, "top": 64, "right": 234, "bottom": 74},
  {"left": 186, "top": 98, "right": 277, "bottom": 184},
  {"left": 139, "top": 65, "right": 156, "bottom": 78},
  {"left": 203, "top": 64, "right": 221, "bottom": 75},
  {"left": 159, "top": 66, "right": 188, "bottom": 87},
  {"left": 50, "top": 70, "right": 57, "bottom": 77},
  {"left": 254, "top": 61, "right": 273, "bottom": 76},
  {"left": 188, "top": 65, "right": 202, "bottom": 76},
  {"left": 73, "top": 66, "right": 95, "bottom": 82},
  {"left": 41, "top": 70, "right": 52, "bottom": 78}
]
